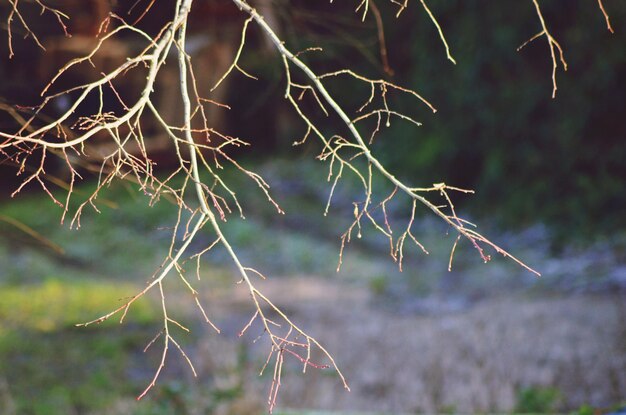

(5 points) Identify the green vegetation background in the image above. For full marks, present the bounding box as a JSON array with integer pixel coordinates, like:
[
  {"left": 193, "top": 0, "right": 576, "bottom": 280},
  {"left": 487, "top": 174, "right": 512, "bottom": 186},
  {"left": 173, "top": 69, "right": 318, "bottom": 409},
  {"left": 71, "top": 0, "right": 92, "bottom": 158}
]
[
  {"left": 1, "top": 1, "right": 624, "bottom": 241},
  {"left": 227, "top": 1, "right": 626, "bottom": 242},
  {"left": 0, "top": 1, "right": 625, "bottom": 414}
]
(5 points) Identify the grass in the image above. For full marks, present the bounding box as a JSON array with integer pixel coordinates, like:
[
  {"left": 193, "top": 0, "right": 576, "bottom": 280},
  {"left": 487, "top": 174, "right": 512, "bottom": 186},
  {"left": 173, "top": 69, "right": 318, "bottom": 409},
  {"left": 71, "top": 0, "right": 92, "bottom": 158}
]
[
  {"left": 0, "top": 278, "right": 156, "bottom": 333},
  {"left": 0, "top": 180, "right": 190, "bottom": 414},
  {"left": 0, "top": 278, "right": 160, "bottom": 414},
  {"left": 0, "top": 162, "right": 410, "bottom": 414},
  {"left": 1, "top": 160, "right": 622, "bottom": 414}
]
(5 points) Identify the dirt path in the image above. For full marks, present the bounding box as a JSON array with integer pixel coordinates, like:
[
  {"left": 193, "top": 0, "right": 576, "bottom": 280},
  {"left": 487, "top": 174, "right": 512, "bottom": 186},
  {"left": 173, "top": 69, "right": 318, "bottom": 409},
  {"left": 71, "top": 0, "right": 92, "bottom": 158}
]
[{"left": 191, "top": 276, "right": 626, "bottom": 414}]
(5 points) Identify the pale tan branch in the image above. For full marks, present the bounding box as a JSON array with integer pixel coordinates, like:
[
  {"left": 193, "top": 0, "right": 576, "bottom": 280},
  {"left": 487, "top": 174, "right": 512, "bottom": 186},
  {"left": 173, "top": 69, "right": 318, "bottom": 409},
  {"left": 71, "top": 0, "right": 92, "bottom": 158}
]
[
  {"left": 233, "top": 0, "right": 540, "bottom": 277},
  {"left": 520, "top": 0, "right": 568, "bottom": 98},
  {"left": 419, "top": 0, "right": 456, "bottom": 64},
  {"left": 597, "top": 0, "right": 614, "bottom": 33}
]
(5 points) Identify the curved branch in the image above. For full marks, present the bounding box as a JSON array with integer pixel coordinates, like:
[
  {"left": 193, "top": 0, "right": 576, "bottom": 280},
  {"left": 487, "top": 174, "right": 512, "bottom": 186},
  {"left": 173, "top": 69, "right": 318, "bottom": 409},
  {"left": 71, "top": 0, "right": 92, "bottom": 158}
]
[{"left": 232, "top": 0, "right": 540, "bottom": 276}]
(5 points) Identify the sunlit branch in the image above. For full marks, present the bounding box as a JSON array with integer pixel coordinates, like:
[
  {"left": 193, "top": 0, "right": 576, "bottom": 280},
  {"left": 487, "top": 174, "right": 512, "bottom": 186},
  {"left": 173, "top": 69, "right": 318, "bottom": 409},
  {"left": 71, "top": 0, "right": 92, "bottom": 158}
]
[
  {"left": 232, "top": 0, "right": 540, "bottom": 278},
  {"left": 518, "top": 0, "right": 567, "bottom": 99}
]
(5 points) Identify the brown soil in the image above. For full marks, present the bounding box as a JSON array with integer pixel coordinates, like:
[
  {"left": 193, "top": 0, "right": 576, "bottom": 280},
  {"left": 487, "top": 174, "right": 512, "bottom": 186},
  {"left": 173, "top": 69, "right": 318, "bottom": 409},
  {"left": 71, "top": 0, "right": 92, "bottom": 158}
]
[{"left": 190, "top": 276, "right": 626, "bottom": 413}]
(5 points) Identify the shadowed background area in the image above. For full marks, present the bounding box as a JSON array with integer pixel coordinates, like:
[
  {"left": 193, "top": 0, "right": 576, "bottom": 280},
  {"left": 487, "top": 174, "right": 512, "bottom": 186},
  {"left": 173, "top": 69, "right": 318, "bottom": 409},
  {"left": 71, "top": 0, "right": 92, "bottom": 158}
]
[{"left": 0, "top": 1, "right": 625, "bottom": 414}]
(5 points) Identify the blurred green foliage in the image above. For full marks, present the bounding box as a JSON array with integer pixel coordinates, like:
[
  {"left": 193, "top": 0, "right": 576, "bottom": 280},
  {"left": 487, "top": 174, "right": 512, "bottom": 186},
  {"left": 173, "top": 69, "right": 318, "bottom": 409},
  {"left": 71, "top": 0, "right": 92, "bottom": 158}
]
[
  {"left": 1, "top": 329, "right": 143, "bottom": 414},
  {"left": 0, "top": 3, "right": 624, "bottom": 412},
  {"left": 0, "top": 278, "right": 159, "bottom": 414},
  {"left": 515, "top": 386, "right": 561, "bottom": 413},
  {"left": 258, "top": 1, "right": 626, "bottom": 243},
  {"left": 0, "top": 278, "right": 156, "bottom": 333},
  {"left": 575, "top": 403, "right": 596, "bottom": 415},
  {"left": 2, "top": 1, "right": 623, "bottom": 245},
  {"left": 373, "top": 1, "right": 626, "bottom": 241}
]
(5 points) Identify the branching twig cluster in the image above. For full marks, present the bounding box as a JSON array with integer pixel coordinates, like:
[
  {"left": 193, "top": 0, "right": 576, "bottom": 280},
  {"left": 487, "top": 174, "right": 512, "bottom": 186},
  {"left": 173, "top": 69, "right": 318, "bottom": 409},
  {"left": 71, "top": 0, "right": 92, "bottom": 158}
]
[
  {"left": 5, "top": 0, "right": 70, "bottom": 58},
  {"left": 519, "top": 0, "right": 614, "bottom": 98},
  {"left": 0, "top": 0, "right": 614, "bottom": 412},
  {"left": 234, "top": 1, "right": 541, "bottom": 280}
]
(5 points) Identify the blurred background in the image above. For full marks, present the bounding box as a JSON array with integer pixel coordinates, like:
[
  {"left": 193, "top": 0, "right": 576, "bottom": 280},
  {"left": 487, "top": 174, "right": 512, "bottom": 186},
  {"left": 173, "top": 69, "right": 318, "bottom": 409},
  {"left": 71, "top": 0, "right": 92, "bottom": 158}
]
[{"left": 0, "top": 1, "right": 625, "bottom": 414}]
